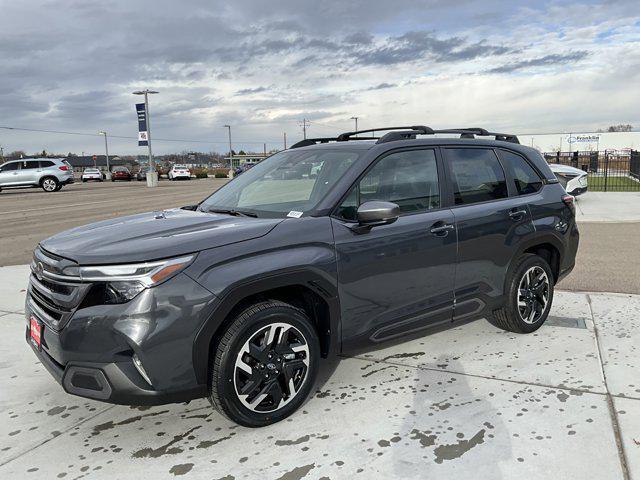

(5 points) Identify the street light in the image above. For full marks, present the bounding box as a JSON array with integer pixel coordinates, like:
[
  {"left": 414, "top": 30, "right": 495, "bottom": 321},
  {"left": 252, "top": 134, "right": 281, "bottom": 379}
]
[
  {"left": 98, "top": 131, "right": 111, "bottom": 179},
  {"left": 350, "top": 116, "right": 359, "bottom": 138},
  {"left": 224, "top": 125, "right": 233, "bottom": 172},
  {"left": 133, "top": 89, "right": 159, "bottom": 187}
]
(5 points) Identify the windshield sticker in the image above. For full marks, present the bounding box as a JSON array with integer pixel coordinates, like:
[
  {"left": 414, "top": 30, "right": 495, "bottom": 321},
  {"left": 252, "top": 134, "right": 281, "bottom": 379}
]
[{"left": 287, "top": 211, "right": 303, "bottom": 218}]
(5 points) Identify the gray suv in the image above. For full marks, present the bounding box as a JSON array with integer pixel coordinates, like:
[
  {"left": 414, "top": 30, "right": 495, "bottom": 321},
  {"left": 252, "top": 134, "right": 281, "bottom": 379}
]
[
  {"left": 25, "top": 126, "right": 579, "bottom": 427},
  {"left": 0, "top": 158, "right": 74, "bottom": 192}
]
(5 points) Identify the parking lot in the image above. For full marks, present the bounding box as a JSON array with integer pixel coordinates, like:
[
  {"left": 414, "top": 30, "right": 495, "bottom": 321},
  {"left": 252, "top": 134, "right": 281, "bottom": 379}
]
[
  {"left": 0, "top": 265, "right": 639, "bottom": 479},
  {"left": 1, "top": 184, "right": 639, "bottom": 479},
  {"left": 0, "top": 178, "right": 228, "bottom": 266}
]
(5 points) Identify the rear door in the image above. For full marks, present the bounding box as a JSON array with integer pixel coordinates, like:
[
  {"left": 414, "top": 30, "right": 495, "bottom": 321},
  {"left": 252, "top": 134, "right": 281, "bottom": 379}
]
[
  {"left": 333, "top": 147, "right": 457, "bottom": 349},
  {"left": 442, "top": 147, "right": 535, "bottom": 321},
  {"left": 21, "top": 160, "right": 41, "bottom": 184}
]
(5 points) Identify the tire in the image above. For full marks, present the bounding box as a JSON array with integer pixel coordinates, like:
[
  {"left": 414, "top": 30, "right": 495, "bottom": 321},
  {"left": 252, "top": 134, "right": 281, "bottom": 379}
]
[
  {"left": 41, "top": 177, "right": 59, "bottom": 192},
  {"left": 209, "top": 300, "right": 320, "bottom": 427},
  {"left": 490, "top": 254, "right": 554, "bottom": 333},
  {"left": 82, "top": 179, "right": 86, "bottom": 183}
]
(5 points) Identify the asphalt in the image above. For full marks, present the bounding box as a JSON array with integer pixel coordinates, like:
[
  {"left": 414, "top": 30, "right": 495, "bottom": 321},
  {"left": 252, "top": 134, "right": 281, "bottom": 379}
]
[
  {"left": 0, "top": 265, "right": 638, "bottom": 479},
  {"left": 1, "top": 183, "right": 638, "bottom": 295},
  {"left": 0, "top": 178, "right": 228, "bottom": 267}
]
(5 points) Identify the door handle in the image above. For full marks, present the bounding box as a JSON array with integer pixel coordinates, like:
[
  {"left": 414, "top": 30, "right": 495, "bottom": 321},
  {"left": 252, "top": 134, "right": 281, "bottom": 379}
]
[
  {"left": 508, "top": 209, "right": 527, "bottom": 220},
  {"left": 430, "top": 222, "right": 455, "bottom": 236}
]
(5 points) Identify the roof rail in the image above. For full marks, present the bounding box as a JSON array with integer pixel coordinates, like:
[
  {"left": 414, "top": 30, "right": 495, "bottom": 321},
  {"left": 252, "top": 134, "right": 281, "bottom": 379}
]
[
  {"left": 433, "top": 128, "right": 520, "bottom": 144},
  {"left": 289, "top": 126, "right": 520, "bottom": 149},
  {"left": 338, "top": 125, "right": 434, "bottom": 142}
]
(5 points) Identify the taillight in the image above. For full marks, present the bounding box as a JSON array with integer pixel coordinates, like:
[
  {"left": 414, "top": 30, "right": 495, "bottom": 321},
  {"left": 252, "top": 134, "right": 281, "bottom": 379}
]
[
  {"left": 562, "top": 194, "right": 575, "bottom": 214},
  {"left": 58, "top": 165, "right": 69, "bottom": 171}
]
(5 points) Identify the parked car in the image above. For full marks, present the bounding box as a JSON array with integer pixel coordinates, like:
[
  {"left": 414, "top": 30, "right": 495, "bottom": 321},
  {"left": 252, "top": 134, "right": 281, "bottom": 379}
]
[
  {"left": 26, "top": 126, "right": 578, "bottom": 427},
  {"left": 136, "top": 166, "right": 161, "bottom": 181},
  {"left": 548, "top": 164, "right": 588, "bottom": 196},
  {"left": 0, "top": 158, "right": 74, "bottom": 193},
  {"left": 111, "top": 166, "right": 132, "bottom": 182},
  {"left": 81, "top": 168, "right": 104, "bottom": 182},
  {"left": 169, "top": 165, "right": 191, "bottom": 180}
]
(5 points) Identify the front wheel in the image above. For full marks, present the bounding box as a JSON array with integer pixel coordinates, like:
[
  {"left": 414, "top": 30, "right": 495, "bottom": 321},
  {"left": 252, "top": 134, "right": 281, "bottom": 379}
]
[
  {"left": 209, "top": 301, "right": 320, "bottom": 427},
  {"left": 490, "top": 254, "right": 554, "bottom": 333}
]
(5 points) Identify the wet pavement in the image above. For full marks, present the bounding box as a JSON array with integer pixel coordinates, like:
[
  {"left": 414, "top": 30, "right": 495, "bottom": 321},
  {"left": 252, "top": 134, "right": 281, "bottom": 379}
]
[{"left": 1, "top": 265, "right": 638, "bottom": 479}]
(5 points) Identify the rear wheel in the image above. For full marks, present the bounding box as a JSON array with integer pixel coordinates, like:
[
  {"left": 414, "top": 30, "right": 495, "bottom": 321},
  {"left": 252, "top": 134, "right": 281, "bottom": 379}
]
[
  {"left": 490, "top": 254, "right": 554, "bottom": 333},
  {"left": 41, "top": 177, "right": 59, "bottom": 192},
  {"left": 209, "top": 300, "right": 319, "bottom": 427}
]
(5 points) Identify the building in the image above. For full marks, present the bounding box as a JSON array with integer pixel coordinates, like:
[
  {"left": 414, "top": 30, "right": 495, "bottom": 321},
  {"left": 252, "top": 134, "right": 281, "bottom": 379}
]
[
  {"left": 64, "top": 155, "right": 129, "bottom": 174},
  {"left": 224, "top": 153, "right": 268, "bottom": 169},
  {"left": 517, "top": 131, "right": 640, "bottom": 153}
]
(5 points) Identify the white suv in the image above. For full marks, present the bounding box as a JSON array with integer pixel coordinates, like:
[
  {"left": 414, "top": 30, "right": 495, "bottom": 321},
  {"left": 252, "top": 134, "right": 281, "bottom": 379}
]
[
  {"left": 168, "top": 165, "right": 191, "bottom": 180},
  {"left": 0, "top": 158, "right": 75, "bottom": 193}
]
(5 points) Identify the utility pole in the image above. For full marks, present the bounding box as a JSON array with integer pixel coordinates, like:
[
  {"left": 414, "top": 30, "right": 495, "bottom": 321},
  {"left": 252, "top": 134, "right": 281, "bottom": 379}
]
[
  {"left": 300, "top": 118, "right": 309, "bottom": 139},
  {"left": 283, "top": 132, "right": 287, "bottom": 150},
  {"left": 133, "top": 89, "right": 159, "bottom": 186},
  {"left": 98, "top": 131, "right": 111, "bottom": 179},
  {"left": 224, "top": 125, "right": 233, "bottom": 171}
]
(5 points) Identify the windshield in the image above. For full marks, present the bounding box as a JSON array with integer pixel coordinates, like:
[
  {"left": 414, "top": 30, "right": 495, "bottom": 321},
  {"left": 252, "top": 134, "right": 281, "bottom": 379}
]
[{"left": 199, "top": 149, "right": 361, "bottom": 217}]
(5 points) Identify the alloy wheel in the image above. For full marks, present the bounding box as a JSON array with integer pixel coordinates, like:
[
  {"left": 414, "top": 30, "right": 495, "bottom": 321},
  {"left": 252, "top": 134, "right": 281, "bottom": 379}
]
[
  {"left": 42, "top": 179, "right": 57, "bottom": 191},
  {"left": 233, "top": 322, "right": 310, "bottom": 413},
  {"left": 517, "top": 266, "right": 550, "bottom": 324}
]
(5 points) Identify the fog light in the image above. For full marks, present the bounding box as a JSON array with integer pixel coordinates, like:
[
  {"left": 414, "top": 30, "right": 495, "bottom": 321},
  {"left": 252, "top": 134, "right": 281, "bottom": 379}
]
[{"left": 132, "top": 353, "right": 152, "bottom": 386}]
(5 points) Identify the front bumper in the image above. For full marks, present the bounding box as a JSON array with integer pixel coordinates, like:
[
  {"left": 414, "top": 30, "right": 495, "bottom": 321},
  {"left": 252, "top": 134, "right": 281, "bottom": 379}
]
[
  {"left": 568, "top": 186, "right": 587, "bottom": 196},
  {"left": 25, "top": 272, "right": 218, "bottom": 405}
]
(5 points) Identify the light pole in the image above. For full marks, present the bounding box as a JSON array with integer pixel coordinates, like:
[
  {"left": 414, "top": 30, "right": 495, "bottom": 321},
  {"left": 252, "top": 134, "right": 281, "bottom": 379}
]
[
  {"left": 98, "top": 131, "right": 111, "bottom": 179},
  {"left": 224, "top": 125, "right": 233, "bottom": 172},
  {"left": 133, "top": 89, "right": 159, "bottom": 186},
  {"left": 350, "top": 116, "right": 359, "bottom": 132}
]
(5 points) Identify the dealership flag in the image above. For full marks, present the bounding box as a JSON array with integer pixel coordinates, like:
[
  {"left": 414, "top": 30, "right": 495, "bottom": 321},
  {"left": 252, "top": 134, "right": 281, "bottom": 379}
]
[{"left": 136, "top": 103, "right": 148, "bottom": 146}]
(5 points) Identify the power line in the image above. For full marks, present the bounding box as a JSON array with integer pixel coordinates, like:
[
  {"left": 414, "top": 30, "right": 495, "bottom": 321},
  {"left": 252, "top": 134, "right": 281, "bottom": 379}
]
[{"left": 0, "top": 125, "right": 279, "bottom": 145}]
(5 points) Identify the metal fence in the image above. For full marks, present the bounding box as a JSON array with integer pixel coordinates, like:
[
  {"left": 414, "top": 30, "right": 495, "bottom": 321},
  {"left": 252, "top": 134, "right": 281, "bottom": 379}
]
[{"left": 543, "top": 150, "right": 640, "bottom": 192}]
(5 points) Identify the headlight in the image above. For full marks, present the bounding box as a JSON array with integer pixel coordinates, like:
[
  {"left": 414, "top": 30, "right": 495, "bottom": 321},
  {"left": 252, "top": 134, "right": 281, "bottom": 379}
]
[{"left": 79, "top": 255, "right": 195, "bottom": 304}]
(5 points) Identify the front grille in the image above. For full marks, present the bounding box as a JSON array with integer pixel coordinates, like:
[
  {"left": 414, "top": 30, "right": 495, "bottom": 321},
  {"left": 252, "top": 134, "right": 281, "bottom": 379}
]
[{"left": 28, "top": 247, "right": 90, "bottom": 330}]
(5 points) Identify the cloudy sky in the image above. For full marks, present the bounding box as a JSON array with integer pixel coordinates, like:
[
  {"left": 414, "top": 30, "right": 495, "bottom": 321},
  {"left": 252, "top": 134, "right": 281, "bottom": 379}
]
[{"left": 1, "top": 0, "right": 639, "bottom": 155}]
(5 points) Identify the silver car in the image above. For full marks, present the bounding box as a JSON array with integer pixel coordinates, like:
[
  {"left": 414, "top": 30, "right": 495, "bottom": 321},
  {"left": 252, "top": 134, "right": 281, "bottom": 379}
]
[{"left": 0, "top": 158, "right": 74, "bottom": 193}]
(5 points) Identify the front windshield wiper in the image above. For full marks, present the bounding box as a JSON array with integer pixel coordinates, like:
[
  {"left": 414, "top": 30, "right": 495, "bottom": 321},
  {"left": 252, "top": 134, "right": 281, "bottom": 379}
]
[{"left": 206, "top": 208, "right": 258, "bottom": 218}]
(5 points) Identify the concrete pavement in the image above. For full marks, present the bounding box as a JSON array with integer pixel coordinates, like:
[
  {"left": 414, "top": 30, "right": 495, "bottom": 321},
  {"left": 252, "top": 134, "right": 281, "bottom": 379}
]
[{"left": 0, "top": 265, "right": 638, "bottom": 479}]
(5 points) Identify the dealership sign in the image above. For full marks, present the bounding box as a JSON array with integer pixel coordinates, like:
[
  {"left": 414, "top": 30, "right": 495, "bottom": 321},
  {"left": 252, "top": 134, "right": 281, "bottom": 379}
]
[
  {"left": 136, "top": 103, "right": 148, "bottom": 146},
  {"left": 567, "top": 134, "right": 600, "bottom": 144}
]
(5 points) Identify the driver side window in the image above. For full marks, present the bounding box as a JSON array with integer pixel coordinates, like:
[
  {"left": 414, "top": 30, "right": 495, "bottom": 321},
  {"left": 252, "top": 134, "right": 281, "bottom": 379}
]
[{"left": 337, "top": 149, "right": 440, "bottom": 220}]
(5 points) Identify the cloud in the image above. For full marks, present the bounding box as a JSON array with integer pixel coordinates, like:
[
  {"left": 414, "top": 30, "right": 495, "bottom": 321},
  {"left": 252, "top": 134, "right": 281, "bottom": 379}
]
[
  {"left": 366, "top": 83, "right": 397, "bottom": 90},
  {"left": 488, "top": 51, "right": 590, "bottom": 73},
  {"left": 235, "top": 86, "right": 269, "bottom": 96},
  {"left": 0, "top": 0, "right": 638, "bottom": 155}
]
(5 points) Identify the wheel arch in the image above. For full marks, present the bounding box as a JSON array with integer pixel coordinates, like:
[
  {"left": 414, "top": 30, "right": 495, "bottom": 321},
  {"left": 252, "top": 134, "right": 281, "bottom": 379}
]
[{"left": 192, "top": 270, "right": 340, "bottom": 385}]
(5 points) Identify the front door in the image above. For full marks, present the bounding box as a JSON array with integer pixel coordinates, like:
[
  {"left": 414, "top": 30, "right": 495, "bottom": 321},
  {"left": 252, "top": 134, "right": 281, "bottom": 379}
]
[
  {"left": 0, "top": 161, "right": 21, "bottom": 186},
  {"left": 332, "top": 148, "right": 457, "bottom": 350}
]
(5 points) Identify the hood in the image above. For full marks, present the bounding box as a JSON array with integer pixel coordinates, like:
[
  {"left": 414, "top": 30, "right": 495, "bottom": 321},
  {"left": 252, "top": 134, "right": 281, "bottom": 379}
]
[
  {"left": 40, "top": 208, "right": 282, "bottom": 265},
  {"left": 548, "top": 164, "right": 587, "bottom": 175}
]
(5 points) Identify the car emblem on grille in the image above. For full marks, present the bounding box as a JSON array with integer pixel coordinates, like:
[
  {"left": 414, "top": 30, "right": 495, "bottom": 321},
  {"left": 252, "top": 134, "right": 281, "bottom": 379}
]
[{"left": 35, "top": 261, "right": 44, "bottom": 280}]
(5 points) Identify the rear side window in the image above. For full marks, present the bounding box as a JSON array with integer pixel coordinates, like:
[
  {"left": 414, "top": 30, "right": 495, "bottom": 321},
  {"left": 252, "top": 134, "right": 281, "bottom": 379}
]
[
  {"left": 337, "top": 149, "right": 440, "bottom": 220},
  {"left": 447, "top": 148, "right": 508, "bottom": 205},
  {"left": 24, "top": 160, "right": 40, "bottom": 169},
  {"left": 40, "top": 161, "right": 54, "bottom": 167},
  {"left": 499, "top": 150, "right": 543, "bottom": 195}
]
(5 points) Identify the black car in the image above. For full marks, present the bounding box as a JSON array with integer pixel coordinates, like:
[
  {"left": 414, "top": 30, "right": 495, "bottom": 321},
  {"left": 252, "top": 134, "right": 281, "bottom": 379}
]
[{"left": 26, "top": 126, "right": 578, "bottom": 427}]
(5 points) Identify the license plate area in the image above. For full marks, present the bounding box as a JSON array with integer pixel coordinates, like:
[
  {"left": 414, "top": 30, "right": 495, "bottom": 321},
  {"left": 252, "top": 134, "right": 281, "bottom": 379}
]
[{"left": 30, "top": 316, "right": 43, "bottom": 350}]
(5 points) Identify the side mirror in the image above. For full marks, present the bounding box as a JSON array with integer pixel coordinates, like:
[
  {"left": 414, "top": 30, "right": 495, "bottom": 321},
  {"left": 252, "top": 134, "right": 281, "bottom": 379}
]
[
  {"left": 180, "top": 204, "right": 199, "bottom": 211},
  {"left": 354, "top": 201, "right": 400, "bottom": 229}
]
